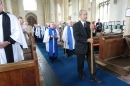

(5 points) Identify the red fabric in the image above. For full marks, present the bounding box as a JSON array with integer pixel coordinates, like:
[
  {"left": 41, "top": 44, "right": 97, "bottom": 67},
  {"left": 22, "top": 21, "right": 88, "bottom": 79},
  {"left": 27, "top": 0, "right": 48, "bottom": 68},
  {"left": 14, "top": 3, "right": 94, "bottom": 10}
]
[
  {"left": 94, "top": 25, "right": 96, "bottom": 30},
  {"left": 53, "top": 25, "right": 57, "bottom": 29},
  {"left": 93, "top": 43, "right": 99, "bottom": 46}
]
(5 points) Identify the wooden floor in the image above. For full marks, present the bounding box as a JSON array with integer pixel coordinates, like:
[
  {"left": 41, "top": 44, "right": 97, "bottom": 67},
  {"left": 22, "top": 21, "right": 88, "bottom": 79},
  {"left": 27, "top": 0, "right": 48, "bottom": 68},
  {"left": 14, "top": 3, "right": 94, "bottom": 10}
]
[{"left": 36, "top": 43, "right": 130, "bottom": 86}]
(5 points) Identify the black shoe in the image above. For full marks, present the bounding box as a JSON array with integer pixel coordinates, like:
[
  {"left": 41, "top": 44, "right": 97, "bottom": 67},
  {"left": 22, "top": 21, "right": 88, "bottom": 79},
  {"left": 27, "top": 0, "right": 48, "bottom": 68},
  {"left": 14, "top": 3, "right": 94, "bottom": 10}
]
[
  {"left": 79, "top": 75, "right": 84, "bottom": 80},
  {"left": 90, "top": 77, "right": 102, "bottom": 83}
]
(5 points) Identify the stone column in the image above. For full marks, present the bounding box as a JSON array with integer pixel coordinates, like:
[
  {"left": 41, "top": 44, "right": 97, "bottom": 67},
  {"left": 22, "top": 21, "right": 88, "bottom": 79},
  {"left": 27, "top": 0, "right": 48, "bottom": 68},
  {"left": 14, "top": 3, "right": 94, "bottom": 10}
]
[
  {"left": 95, "top": 0, "right": 99, "bottom": 21},
  {"left": 60, "top": 0, "right": 64, "bottom": 21},
  {"left": 54, "top": 0, "right": 58, "bottom": 24},
  {"left": 63, "top": 0, "right": 69, "bottom": 22},
  {"left": 124, "top": 0, "right": 130, "bottom": 35},
  {"left": 42, "top": 0, "right": 46, "bottom": 25},
  {"left": 43, "top": 0, "right": 51, "bottom": 23},
  {"left": 10, "top": 0, "right": 19, "bottom": 17},
  {"left": 83, "top": 0, "right": 88, "bottom": 10},
  {"left": 79, "top": 0, "right": 88, "bottom": 10},
  {"left": 50, "top": 0, "right": 55, "bottom": 23},
  {"left": 71, "top": 0, "right": 79, "bottom": 21},
  {"left": 2, "top": 0, "right": 7, "bottom": 12}
]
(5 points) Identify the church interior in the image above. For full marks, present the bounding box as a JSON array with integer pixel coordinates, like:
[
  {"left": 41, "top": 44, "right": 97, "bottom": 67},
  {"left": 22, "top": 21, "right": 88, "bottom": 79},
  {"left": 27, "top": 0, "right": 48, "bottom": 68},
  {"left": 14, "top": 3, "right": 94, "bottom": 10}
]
[{"left": 0, "top": 0, "right": 130, "bottom": 86}]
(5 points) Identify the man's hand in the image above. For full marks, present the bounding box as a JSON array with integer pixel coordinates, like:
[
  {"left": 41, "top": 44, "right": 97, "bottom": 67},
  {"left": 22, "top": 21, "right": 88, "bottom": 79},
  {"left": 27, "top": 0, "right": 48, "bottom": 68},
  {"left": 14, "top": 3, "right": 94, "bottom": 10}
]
[
  {"left": 90, "top": 24, "right": 94, "bottom": 31},
  {"left": 87, "top": 38, "right": 93, "bottom": 44},
  {"left": 50, "top": 36, "right": 54, "bottom": 38},
  {"left": 0, "top": 41, "right": 9, "bottom": 48},
  {"left": 54, "top": 36, "right": 58, "bottom": 39}
]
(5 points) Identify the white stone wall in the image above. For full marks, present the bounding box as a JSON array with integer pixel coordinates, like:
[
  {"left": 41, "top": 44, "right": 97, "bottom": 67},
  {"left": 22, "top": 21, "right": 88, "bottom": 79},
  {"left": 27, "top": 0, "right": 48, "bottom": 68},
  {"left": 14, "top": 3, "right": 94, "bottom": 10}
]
[
  {"left": 17, "top": 0, "right": 44, "bottom": 25},
  {"left": 71, "top": 0, "right": 79, "bottom": 22},
  {"left": 6, "top": 0, "right": 12, "bottom": 13},
  {"left": 50, "top": 0, "right": 55, "bottom": 22},
  {"left": 109, "top": 0, "right": 128, "bottom": 21}
]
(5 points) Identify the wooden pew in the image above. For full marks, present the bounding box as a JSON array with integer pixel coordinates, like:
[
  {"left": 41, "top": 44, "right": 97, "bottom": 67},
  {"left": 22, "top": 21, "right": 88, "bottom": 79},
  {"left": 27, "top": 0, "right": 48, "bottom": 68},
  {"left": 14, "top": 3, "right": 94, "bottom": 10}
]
[
  {"left": 93, "top": 36, "right": 100, "bottom": 44},
  {"left": 93, "top": 34, "right": 123, "bottom": 45},
  {"left": 0, "top": 35, "right": 40, "bottom": 86},
  {"left": 99, "top": 37, "right": 124, "bottom": 60},
  {"left": 95, "top": 35, "right": 130, "bottom": 75},
  {"left": 93, "top": 34, "right": 123, "bottom": 51},
  {"left": 99, "top": 35, "right": 130, "bottom": 60},
  {"left": 23, "top": 35, "right": 36, "bottom": 60},
  {"left": 98, "top": 35, "right": 123, "bottom": 60},
  {"left": 0, "top": 51, "right": 40, "bottom": 86},
  {"left": 124, "top": 35, "right": 130, "bottom": 49}
]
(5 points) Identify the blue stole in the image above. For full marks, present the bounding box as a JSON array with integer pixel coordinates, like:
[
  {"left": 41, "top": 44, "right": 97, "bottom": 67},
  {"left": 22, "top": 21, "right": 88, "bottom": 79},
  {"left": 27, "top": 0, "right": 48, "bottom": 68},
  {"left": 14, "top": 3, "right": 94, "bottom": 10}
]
[
  {"left": 67, "top": 26, "right": 73, "bottom": 50},
  {"left": 49, "top": 28, "right": 58, "bottom": 57},
  {"left": 40, "top": 27, "right": 42, "bottom": 38}
]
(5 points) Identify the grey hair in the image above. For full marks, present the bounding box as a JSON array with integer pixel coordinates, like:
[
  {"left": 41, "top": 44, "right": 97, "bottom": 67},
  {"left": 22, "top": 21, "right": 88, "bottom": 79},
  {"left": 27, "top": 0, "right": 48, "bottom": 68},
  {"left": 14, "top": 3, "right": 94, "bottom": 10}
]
[
  {"left": 78, "top": 9, "right": 87, "bottom": 16},
  {"left": 68, "top": 20, "right": 72, "bottom": 24}
]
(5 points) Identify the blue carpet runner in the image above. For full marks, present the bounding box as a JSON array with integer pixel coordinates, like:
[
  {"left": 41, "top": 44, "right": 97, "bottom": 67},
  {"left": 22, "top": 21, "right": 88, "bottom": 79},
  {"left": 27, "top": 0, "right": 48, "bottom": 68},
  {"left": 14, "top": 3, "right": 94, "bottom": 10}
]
[{"left": 37, "top": 42, "right": 130, "bottom": 86}]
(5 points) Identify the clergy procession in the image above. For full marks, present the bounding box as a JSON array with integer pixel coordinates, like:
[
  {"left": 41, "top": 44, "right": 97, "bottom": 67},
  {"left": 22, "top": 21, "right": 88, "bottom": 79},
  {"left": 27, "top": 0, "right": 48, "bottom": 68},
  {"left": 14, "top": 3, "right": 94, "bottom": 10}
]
[{"left": 0, "top": 0, "right": 130, "bottom": 86}]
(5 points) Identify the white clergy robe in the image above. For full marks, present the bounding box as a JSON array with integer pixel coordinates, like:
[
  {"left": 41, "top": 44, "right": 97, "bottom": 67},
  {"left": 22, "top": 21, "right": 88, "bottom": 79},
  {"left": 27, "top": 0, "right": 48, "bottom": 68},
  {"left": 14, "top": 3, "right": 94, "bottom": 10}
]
[
  {"left": 62, "top": 26, "right": 75, "bottom": 50},
  {"left": 0, "top": 13, "right": 27, "bottom": 64},
  {"left": 43, "top": 28, "right": 60, "bottom": 52},
  {"left": 43, "top": 26, "right": 49, "bottom": 36},
  {"left": 35, "top": 26, "right": 44, "bottom": 39}
]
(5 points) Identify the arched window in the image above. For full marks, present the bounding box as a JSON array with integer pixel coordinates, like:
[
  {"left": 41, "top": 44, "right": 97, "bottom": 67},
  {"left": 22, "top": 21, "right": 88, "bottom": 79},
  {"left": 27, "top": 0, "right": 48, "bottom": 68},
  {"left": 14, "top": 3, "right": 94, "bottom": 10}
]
[
  {"left": 23, "top": 0, "right": 37, "bottom": 11},
  {"left": 58, "top": 4, "right": 61, "bottom": 22},
  {"left": 99, "top": 0, "right": 110, "bottom": 22}
]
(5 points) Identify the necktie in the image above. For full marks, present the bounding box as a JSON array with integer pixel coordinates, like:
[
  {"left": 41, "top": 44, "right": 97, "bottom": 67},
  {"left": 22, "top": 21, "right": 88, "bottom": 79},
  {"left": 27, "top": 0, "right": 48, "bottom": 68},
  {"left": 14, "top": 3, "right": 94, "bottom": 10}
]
[
  {"left": 84, "top": 23, "right": 86, "bottom": 28},
  {"left": 84, "top": 23, "right": 90, "bottom": 36},
  {"left": 84, "top": 23, "right": 87, "bottom": 33}
]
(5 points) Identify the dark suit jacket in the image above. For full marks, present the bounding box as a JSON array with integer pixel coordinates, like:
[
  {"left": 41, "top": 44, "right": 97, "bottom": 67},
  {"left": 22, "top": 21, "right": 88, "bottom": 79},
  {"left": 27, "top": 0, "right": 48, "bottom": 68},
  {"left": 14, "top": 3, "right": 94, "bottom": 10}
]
[
  {"left": 73, "top": 21, "right": 90, "bottom": 54},
  {"left": 96, "top": 22, "right": 102, "bottom": 29}
]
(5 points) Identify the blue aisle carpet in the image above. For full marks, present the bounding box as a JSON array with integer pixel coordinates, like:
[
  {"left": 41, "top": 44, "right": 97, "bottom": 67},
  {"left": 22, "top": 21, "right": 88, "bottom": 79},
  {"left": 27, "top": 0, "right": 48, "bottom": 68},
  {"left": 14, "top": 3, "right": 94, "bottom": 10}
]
[{"left": 36, "top": 42, "right": 130, "bottom": 86}]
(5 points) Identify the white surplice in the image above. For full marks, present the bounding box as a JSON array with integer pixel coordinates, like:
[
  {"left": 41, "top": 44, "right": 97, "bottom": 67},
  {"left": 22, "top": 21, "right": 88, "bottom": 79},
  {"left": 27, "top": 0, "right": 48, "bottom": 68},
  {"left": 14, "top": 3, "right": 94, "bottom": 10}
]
[
  {"left": 62, "top": 26, "right": 75, "bottom": 49},
  {"left": 0, "top": 13, "right": 28, "bottom": 64},
  {"left": 43, "top": 29, "right": 60, "bottom": 52},
  {"left": 43, "top": 27, "right": 49, "bottom": 36},
  {"left": 35, "top": 26, "right": 44, "bottom": 38}
]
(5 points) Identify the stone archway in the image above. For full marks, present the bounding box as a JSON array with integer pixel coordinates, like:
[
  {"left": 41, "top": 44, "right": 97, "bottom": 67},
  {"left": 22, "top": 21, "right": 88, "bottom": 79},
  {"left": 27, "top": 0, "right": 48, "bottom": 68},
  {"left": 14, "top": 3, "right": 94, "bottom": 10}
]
[{"left": 25, "top": 13, "right": 37, "bottom": 27}]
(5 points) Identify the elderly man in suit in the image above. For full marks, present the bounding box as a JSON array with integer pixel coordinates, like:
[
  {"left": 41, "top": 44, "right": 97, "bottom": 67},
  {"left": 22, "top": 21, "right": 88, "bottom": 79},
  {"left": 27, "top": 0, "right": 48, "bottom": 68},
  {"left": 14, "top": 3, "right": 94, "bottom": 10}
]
[{"left": 73, "top": 9, "right": 102, "bottom": 83}]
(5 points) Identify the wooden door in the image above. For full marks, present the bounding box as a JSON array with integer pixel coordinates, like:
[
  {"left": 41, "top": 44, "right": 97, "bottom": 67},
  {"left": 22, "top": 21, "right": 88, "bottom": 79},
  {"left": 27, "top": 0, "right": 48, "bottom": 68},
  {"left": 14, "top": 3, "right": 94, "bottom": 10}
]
[{"left": 27, "top": 16, "right": 37, "bottom": 27}]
